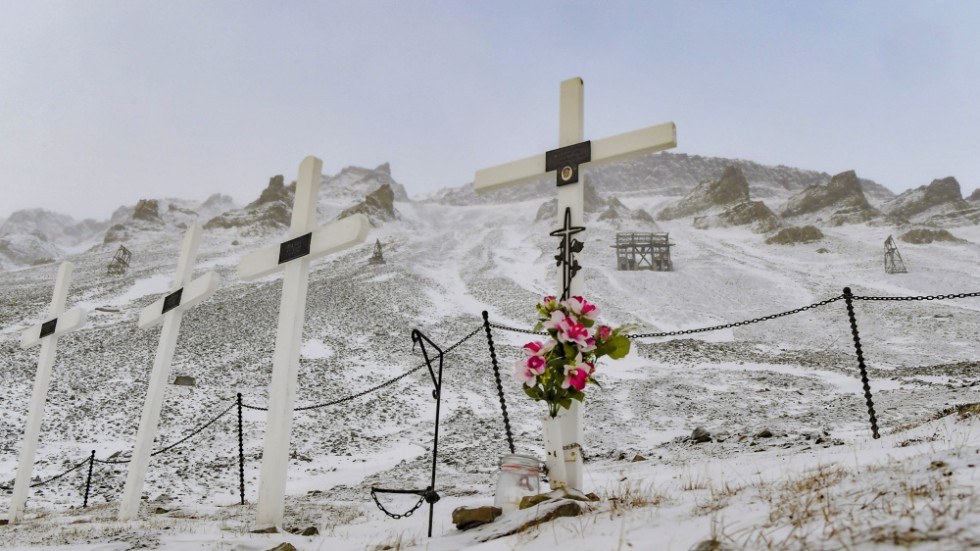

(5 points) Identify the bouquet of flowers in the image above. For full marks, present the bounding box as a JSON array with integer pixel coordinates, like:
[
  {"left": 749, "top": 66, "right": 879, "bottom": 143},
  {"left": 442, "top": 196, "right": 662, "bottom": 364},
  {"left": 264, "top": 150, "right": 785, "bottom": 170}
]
[{"left": 514, "top": 296, "right": 631, "bottom": 418}]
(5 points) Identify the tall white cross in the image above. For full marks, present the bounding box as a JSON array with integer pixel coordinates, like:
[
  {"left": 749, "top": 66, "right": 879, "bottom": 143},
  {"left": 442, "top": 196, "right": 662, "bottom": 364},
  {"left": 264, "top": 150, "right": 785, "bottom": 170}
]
[
  {"left": 238, "top": 156, "right": 369, "bottom": 528},
  {"left": 473, "top": 77, "right": 676, "bottom": 490},
  {"left": 117, "top": 225, "right": 221, "bottom": 521},
  {"left": 8, "top": 261, "right": 88, "bottom": 524}
]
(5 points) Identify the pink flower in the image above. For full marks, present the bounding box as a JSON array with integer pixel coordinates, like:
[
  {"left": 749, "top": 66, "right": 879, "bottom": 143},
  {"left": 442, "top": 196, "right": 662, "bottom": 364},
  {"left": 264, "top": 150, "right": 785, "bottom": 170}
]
[
  {"left": 514, "top": 358, "right": 539, "bottom": 387},
  {"left": 567, "top": 368, "right": 589, "bottom": 391},
  {"left": 526, "top": 355, "right": 546, "bottom": 374},
  {"left": 598, "top": 325, "right": 612, "bottom": 341},
  {"left": 563, "top": 296, "right": 599, "bottom": 320},
  {"left": 561, "top": 353, "right": 590, "bottom": 390},
  {"left": 543, "top": 310, "right": 567, "bottom": 332},
  {"left": 557, "top": 316, "right": 590, "bottom": 346},
  {"left": 523, "top": 340, "right": 554, "bottom": 357}
]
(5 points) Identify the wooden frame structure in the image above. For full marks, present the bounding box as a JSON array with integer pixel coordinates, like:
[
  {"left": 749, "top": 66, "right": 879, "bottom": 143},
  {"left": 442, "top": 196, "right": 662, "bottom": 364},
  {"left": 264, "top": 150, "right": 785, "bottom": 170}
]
[
  {"left": 884, "top": 235, "right": 907, "bottom": 274},
  {"left": 107, "top": 245, "right": 132, "bottom": 276},
  {"left": 613, "top": 232, "right": 673, "bottom": 271}
]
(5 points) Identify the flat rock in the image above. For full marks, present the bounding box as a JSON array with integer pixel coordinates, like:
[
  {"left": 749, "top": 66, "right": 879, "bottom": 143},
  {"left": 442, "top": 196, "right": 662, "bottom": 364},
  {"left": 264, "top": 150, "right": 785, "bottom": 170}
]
[
  {"left": 452, "top": 506, "right": 502, "bottom": 530},
  {"left": 265, "top": 544, "right": 296, "bottom": 551},
  {"left": 251, "top": 526, "right": 278, "bottom": 534}
]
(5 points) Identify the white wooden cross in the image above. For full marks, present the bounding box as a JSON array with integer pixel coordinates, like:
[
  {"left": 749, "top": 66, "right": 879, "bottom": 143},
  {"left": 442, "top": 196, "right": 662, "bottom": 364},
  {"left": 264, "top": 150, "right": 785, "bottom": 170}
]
[
  {"left": 117, "top": 225, "right": 221, "bottom": 521},
  {"left": 8, "top": 261, "right": 88, "bottom": 524},
  {"left": 238, "top": 155, "right": 369, "bottom": 528},
  {"left": 473, "top": 77, "right": 676, "bottom": 491}
]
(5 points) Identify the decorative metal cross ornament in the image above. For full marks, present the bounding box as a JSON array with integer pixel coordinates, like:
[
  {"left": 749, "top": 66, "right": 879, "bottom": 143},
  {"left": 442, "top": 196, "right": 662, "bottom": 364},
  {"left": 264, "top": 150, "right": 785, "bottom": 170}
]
[
  {"left": 550, "top": 207, "right": 586, "bottom": 301},
  {"left": 473, "top": 77, "right": 676, "bottom": 491}
]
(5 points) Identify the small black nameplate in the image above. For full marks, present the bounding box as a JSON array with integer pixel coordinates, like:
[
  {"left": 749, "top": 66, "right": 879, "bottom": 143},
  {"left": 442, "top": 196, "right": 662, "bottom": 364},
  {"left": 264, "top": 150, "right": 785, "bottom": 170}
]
[
  {"left": 162, "top": 288, "right": 183, "bottom": 314},
  {"left": 39, "top": 318, "right": 58, "bottom": 339},
  {"left": 278, "top": 232, "right": 313, "bottom": 264},
  {"left": 545, "top": 141, "right": 591, "bottom": 186}
]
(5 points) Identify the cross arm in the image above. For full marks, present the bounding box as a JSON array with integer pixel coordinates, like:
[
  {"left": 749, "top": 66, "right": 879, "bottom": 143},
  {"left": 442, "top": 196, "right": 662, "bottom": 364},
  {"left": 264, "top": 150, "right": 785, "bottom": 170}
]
[
  {"left": 238, "top": 213, "right": 370, "bottom": 281},
  {"left": 589, "top": 121, "right": 676, "bottom": 168},
  {"left": 20, "top": 307, "right": 87, "bottom": 349},
  {"left": 474, "top": 153, "right": 547, "bottom": 194},
  {"left": 138, "top": 271, "right": 221, "bottom": 329}
]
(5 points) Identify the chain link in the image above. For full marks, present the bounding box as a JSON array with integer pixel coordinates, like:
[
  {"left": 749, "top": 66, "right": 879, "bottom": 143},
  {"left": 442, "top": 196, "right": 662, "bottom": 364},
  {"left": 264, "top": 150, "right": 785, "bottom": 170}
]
[
  {"left": 243, "top": 324, "right": 483, "bottom": 412},
  {"left": 371, "top": 488, "right": 427, "bottom": 519},
  {"left": 7, "top": 456, "right": 94, "bottom": 490},
  {"left": 93, "top": 403, "right": 235, "bottom": 464},
  {"left": 852, "top": 291, "right": 980, "bottom": 302}
]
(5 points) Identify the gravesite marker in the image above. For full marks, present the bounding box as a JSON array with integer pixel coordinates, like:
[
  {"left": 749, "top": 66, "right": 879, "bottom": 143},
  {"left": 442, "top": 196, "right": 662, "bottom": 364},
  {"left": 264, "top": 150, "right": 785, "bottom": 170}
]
[
  {"left": 8, "top": 262, "right": 88, "bottom": 523},
  {"left": 118, "top": 225, "right": 221, "bottom": 521},
  {"left": 474, "top": 77, "right": 676, "bottom": 490},
  {"left": 238, "top": 156, "right": 369, "bottom": 527}
]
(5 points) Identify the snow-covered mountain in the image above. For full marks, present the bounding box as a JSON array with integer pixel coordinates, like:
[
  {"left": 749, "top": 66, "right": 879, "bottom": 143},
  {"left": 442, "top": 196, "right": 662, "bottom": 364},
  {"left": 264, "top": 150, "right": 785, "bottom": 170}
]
[
  {"left": 2, "top": 157, "right": 980, "bottom": 549},
  {"left": 425, "top": 151, "right": 896, "bottom": 206}
]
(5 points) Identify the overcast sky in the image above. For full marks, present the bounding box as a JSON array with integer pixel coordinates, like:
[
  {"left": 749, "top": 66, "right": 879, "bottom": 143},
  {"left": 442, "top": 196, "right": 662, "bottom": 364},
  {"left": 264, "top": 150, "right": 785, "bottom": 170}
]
[{"left": 1, "top": 1, "right": 978, "bottom": 220}]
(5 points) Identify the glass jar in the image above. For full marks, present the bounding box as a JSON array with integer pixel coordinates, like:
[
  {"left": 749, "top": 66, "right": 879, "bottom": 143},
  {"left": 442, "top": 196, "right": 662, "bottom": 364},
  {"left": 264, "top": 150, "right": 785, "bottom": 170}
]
[{"left": 493, "top": 454, "right": 542, "bottom": 514}]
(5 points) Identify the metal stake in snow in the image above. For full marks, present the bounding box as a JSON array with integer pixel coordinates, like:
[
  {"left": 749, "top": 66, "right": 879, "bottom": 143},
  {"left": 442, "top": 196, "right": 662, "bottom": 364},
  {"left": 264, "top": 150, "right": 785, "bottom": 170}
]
[
  {"left": 8, "top": 261, "right": 88, "bottom": 524},
  {"left": 118, "top": 225, "right": 221, "bottom": 521},
  {"left": 238, "top": 156, "right": 369, "bottom": 528},
  {"left": 473, "top": 77, "right": 676, "bottom": 490}
]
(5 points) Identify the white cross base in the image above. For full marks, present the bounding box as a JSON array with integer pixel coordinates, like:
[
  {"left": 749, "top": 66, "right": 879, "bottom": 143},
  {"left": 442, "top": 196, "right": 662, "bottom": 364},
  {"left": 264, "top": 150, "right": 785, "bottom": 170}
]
[
  {"left": 474, "top": 77, "right": 676, "bottom": 491},
  {"left": 118, "top": 225, "right": 221, "bottom": 521},
  {"left": 239, "top": 155, "right": 369, "bottom": 528},
  {"left": 8, "top": 261, "right": 88, "bottom": 524}
]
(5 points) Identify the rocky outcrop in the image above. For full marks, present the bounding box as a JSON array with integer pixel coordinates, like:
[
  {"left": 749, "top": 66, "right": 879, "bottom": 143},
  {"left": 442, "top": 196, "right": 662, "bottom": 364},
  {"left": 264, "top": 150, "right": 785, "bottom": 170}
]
[
  {"left": 204, "top": 175, "right": 294, "bottom": 232},
  {"left": 967, "top": 189, "right": 980, "bottom": 202},
  {"left": 132, "top": 199, "right": 163, "bottom": 224},
  {"left": 0, "top": 209, "right": 106, "bottom": 248},
  {"left": 780, "top": 170, "right": 881, "bottom": 226},
  {"left": 898, "top": 228, "right": 966, "bottom": 244},
  {"left": 595, "top": 197, "right": 658, "bottom": 226},
  {"left": 534, "top": 182, "right": 607, "bottom": 222},
  {"left": 765, "top": 226, "right": 824, "bottom": 245},
  {"left": 0, "top": 233, "right": 62, "bottom": 269},
  {"left": 657, "top": 166, "right": 781, "bottom": 233},
  {"left": 322, "top": 163, "right": 409, "bottom": 203},
  {"left": 693, "top": 200, "right": 782, "bottom": 233},
  {"left": 657, "top": 166, "right": 750, "bottom": 220},
  {"left": 882, "top": 177, "right": 980, "bottom": 227},
  {"left": 335, "top": 183, "right": 399, "bottom": 227}
]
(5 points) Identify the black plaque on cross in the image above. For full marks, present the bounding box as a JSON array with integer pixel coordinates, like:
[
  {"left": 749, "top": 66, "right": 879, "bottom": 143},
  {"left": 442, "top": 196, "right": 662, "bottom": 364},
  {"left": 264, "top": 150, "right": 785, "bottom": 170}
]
[
  {"left": 39, "top": 318, "right": 58, "bottom": 339},
  {"left": 545, "top": 141, "right": 591, "bottom": 186},
  {"left": 549, "top": 207, "right": 586, "bottom": 301},
  {"left": 162, "top": 288, "right": 184, "bottom": 314},
  {"left": 278, "top": 233, "right": 313, "bottom": 265}
]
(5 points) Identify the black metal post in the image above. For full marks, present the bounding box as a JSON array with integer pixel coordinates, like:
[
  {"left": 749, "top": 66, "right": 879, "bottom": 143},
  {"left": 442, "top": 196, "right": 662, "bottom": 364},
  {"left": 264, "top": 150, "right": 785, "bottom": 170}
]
[
  {"left": 83, "top": 450, "right": 95, "bottom": 508},
  {"left": 412, "top": 329, "right": 444, "bottom": 538},
  {"left": 237, "top": 392, "right": 245, "bottom": 505},
  {"left": 843, "top": 287, "right": 881, "bottom": 439},
  {"left": 482, "top": 311, "right": 516, "bottom": 454}
]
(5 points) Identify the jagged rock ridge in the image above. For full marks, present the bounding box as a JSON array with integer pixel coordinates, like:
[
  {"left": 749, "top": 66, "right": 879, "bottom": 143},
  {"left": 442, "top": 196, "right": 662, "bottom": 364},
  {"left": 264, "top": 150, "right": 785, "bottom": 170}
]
[
  {"left": 204, "top": 175, "right": 294, "bottom": 233},
  {"left": 780, "top": 170, "right": 883, "bottom": 226},
  {"left": 335, "top": 184, "right": 400, "bottom": 227},
  {"left": 882, "top": 177, "right": 980, "bottom": 227},
  {"left": 426, "top": 151, "right": 895, "bottom": 206},
  {"left": 658, "top": 166, "right": 781, "bottom": 234}
]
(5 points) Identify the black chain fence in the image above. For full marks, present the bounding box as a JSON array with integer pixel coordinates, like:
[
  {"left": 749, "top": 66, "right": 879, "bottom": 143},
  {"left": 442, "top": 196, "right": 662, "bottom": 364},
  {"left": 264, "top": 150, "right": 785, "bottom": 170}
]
[{"left": 5, "top": 291, "right": 978, "bottom": 514}]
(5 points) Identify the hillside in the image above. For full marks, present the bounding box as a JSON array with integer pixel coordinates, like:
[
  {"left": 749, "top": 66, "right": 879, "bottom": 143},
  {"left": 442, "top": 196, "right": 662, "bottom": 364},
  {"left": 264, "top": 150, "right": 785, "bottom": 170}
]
[{"left": 1, "top": 183, "right": 980, "bottom": 549}]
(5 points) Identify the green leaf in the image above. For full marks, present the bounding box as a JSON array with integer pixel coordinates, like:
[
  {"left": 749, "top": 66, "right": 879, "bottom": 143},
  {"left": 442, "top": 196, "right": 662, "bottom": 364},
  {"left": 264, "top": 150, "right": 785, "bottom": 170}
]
[{"left": 606, "top": 335, "right": 632, "bottom": 359}]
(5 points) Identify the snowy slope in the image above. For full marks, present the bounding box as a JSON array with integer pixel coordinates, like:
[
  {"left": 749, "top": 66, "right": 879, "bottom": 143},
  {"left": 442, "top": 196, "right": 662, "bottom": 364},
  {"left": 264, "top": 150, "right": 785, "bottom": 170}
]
[{"left": 0, "top": 177, "right": 978, "bottom": 550}]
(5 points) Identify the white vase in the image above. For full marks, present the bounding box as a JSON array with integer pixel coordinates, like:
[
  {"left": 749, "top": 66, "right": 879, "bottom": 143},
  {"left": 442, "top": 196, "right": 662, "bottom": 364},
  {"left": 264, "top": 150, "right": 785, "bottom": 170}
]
[
  {"left": 542, "top": 415, "right": 567, "bottom": 489},
  {"left": 559, "top": 401, "right": 584, "bottom": 490}
]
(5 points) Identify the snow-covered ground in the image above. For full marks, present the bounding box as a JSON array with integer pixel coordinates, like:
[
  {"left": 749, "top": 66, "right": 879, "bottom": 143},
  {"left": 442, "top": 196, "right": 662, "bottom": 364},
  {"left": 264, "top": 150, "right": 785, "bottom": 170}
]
[{"left": 1, "top": 191, "right": 979, "bottom": 549}]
